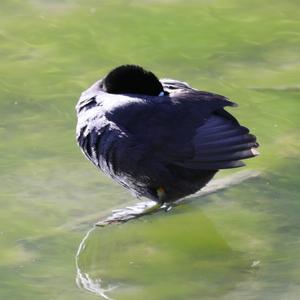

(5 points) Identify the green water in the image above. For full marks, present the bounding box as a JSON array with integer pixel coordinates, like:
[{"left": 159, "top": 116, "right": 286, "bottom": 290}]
[{"left": 1, "top": 0, "right": 300, "bottom": 299}]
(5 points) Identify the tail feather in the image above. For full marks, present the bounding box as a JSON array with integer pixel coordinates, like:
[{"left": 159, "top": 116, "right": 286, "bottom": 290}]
[{"left": 175, "top": 114, "right": 259, "bottom": 170}]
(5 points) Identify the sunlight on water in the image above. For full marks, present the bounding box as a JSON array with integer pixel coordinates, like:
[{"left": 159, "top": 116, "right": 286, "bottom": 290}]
[
  {"left": 76, "top": 227, "right": 118, "bottom": 300},
  {"left": 0, "top": 0, "right": 300, "bottom": 299}
]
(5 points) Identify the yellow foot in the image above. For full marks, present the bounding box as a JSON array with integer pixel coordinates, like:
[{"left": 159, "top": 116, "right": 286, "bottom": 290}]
[{"left": 157, "top": 187, "right": 166, "bottom": 202}]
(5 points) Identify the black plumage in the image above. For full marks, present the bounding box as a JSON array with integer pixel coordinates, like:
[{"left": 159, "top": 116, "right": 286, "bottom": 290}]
[{"left": 76, "top": 65, "right": 259, "bottom": 203}]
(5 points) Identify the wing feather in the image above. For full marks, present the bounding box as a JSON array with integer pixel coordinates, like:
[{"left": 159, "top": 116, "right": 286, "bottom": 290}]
[{"left": 172, "top": 114, "right": 258, "bottom": 170}]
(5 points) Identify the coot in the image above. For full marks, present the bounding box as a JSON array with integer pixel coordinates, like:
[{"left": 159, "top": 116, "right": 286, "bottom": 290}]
[{"left": 76, "top": 65, "right": 259, "bottom": 204}]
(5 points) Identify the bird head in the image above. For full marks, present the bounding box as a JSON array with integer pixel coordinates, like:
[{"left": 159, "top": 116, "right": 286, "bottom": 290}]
[{"left": 101, "top": 65, "right": 165, "bottom": 96}]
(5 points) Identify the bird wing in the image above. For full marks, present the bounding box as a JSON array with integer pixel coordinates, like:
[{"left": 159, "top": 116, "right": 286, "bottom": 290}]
[
  {"left": 173, "top": 112, "right": 258, "bottom": 169},
  {"left": 105, "top": 89, "right": 259, "bottom": 171}
]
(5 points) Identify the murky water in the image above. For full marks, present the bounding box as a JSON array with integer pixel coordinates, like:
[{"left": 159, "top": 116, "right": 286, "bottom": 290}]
[{"left": 1, "top": 0, "right": 300, "bottom": 299}]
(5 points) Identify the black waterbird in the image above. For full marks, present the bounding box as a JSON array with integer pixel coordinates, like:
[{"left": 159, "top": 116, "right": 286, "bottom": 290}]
[{"left": 76, "top": 65, "right": 259, "bottom": 208}]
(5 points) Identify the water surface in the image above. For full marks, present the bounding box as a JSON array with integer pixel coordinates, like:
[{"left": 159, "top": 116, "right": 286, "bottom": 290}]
[{"left": 0, "top": 0, "right": 300, "bottom": 299}]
